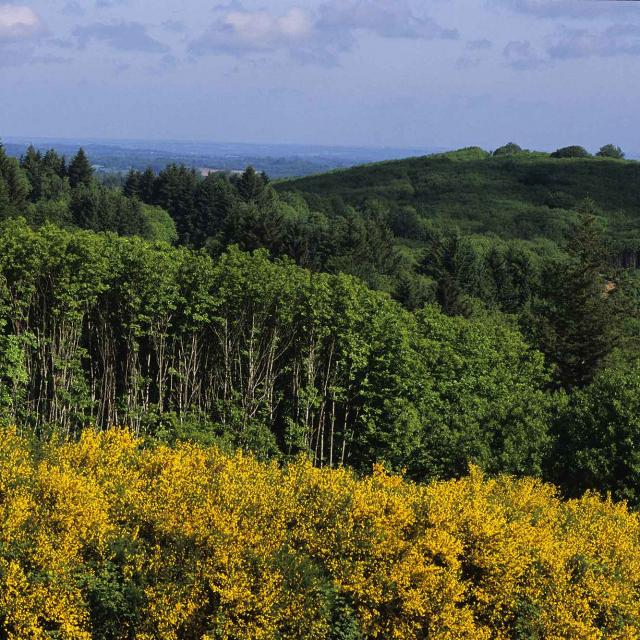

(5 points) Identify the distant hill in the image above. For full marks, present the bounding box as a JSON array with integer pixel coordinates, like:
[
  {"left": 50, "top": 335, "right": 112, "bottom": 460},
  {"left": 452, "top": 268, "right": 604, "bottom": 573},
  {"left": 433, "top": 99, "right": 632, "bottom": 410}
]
[{"left": 276, "top": 148, "right": 640, "bottom": 253}]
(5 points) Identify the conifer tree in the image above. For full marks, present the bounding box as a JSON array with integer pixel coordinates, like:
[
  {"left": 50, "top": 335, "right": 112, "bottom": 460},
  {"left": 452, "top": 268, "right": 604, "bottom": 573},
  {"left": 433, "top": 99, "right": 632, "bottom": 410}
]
[
  {"left": 20, "top": 145, "right": 43, "bottom": 201},
  {"left": 123, "top": 169, "right": 141, "bottom": 198},
  {"left": 536, "top": 215, "right": 625, "bottom": 389},
  {"left": 419, "top": 232, "right": 475, "bottom": 317},
  {"left": 236, "top": 166, "right": 267, "bottom": 202},
  {"left": 43, "top": 148, "right": 66, "bottom": 177},
  {"left": 67, "top": 148, "right": 94, "bottom": 188},
  {"left": 0, "top": 143, "right": 30, "bottom": 214},
  {"left": 139, "top": 167, "right": 156, "bottom": 202}
]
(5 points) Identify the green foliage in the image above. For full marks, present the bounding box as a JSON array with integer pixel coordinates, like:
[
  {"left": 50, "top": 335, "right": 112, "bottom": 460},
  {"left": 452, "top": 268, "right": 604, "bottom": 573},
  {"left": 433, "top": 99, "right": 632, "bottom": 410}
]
[
  {"left": 329, "top": 596, "right": 363, "bottom": 640},
  {"left": 0, "top": 220, "right": 555, "bottom": 482},
  {"left": 533, "top": 216, "right": 627, "bottom": 389},
  {"left": 551, "top": 365, "right": 640, "bottom": 506},
  {"left": 140, "top": 204, "right": 177, "bottom": 244},
  {"left": 550, "top": 145, "right": 591, "bottom": 159},
  {"left": 4, "top": 144, "right": 172, "bottom": 243},
  {"left": 67, "top": 147, "right": 94, "bottom": 188},
  {"left": 80, "top": 538, "right": 146, "bottom": 640},
  {"left": 277, "top": 149, "right": 640, "bottom": 249},
  {"left": 0, "top": 144, "right": 30, "bottom": 217},
  {"left": 411, "top": 307, "right": 553, "bottom": 479},
  {"left": 70, "top": 185, "right": 152, "bottom": 237},
  {"left": 596, "top": 144, "right": 625, "bottom": 159},
  {"left": 493, "top": 142, "right": 523, "bottom": 156},
  {"left": 2, "top": 141, "right": 640, "bottom": 506},
  {"left": 0, "top": 332, "right": 28, "bottom": 420},
  {"left": 126, "top": 166, "right": 407, "bottom": 293},
  {"left": 437, "top": 146, "right": 490, "bottom": 161}
]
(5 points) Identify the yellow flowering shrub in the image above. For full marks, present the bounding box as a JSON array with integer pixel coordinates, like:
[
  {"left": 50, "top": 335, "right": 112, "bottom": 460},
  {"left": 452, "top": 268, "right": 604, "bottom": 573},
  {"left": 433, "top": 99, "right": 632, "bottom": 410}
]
[{"left": 0, "top": 427, "right": 639, "bottom": 639}]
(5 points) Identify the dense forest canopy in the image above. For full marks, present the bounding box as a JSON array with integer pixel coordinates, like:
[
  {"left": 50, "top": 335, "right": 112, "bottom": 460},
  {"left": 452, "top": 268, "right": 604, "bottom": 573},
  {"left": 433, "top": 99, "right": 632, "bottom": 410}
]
[
  {"left": 2, "top": 138, "right": 640, "bottom": 636},
  {"left": 0, "top": 219, "right": 552, "bottom": 481},
  {"left": 276, "top": 145, "right": 640, "bottom": 252},
  {"left": 0, "top": 140, "right": 639, "bottom": 504}
]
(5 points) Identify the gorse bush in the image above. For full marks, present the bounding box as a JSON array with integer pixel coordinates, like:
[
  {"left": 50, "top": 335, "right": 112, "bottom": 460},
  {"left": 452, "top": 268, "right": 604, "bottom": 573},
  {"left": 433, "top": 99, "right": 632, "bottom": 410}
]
[{"left": 0, "top": 428, "right": 639, "bottom": 639}]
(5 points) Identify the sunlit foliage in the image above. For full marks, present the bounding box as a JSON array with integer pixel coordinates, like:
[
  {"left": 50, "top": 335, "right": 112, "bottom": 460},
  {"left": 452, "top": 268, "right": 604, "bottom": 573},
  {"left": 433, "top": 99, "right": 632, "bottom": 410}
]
[
  {"left": 0, "top": 428, "right": 639, "bottom": 639},
  {"left": 0, "top": 219, "right": 553, "bottom": 482}
]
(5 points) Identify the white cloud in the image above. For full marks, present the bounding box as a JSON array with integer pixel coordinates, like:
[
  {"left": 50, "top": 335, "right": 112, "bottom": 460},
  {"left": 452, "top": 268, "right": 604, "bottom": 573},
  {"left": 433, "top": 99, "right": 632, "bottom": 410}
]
[
  {"left": 0, "top": 4, "right": 43, "bottom": 41},
  {"left": 227, "top": 8, "right": 311, "bottom": 49},
  {"left": 74, "top": 21, "right": 170, "bottom": 53},
  {"left": 189, "top": 7, "right": 315, "bottom": 56},
  {"left": 278, "top": 7, "right": 313, "bottom": 39},
  {"left": 495, "top": 0, "right": 639, "bottom": 19},
  {"left": 317, "top": 0, "right": 457, "bottom": 40},
  {"left": 504, "top": 40, "right": 548, "bottom": 69},
  {"left": 189, "top": 1, "right": 457, "bottom": 64},
  {"left": 548, "top": 24, "right": 640, "bottom": 59}
]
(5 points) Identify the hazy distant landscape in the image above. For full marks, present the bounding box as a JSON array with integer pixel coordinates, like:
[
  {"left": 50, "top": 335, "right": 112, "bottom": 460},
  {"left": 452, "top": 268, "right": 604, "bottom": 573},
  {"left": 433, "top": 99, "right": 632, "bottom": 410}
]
[{"left": 3, "top": 136, "right": 438, "bottom": 178}]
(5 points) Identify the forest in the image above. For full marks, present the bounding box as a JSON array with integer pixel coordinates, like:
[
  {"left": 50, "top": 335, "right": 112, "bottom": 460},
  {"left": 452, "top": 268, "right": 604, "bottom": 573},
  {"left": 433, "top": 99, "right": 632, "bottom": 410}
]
[{"left": 1, "top": 140, "right": 640, "bottom": 637}]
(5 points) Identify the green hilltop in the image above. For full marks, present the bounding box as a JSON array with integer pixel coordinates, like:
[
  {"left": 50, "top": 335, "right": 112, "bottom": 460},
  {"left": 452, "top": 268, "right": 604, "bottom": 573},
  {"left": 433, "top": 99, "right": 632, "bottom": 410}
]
[{"left": 276, "top": 146, "right": 640, "bottom": 254}]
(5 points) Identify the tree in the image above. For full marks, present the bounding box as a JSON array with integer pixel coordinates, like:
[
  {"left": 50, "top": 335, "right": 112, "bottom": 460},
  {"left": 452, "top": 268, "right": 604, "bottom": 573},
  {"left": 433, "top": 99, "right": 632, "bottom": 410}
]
[
  {"left": 596, "top": 144, "right": 625, "bottom": 159},
  {"left": 551, "top": 365, "right": 640, "bottom": 506},
  {"left": 141, "top": 204, "right": 178, "bottom": 244},
  {"left": 43, "top": 148, "right": 67, "bottom": 178},
  {"left": 21, "top": 146, "right": 69, "bottom": 203},
  {"left": 550, "top": 145, "right": 591, "bottom": 159},
  {"left": 411, "top": 307, "right": 552, "bottom": 480},
  {"left": 153, "top": 164, "right": 198, "bottom": 243},
  {"left": 234, "top": 166, "right": 268, "bottom": 202},
  {"left": 20, "top": 145, "right": 43, "bottom": 201},
  {"left": 418, "top": 232, "right": 478, "bottom": 317},
  {"left": 68, "top": 148, "right": 94, "bottom": 188},
  {"left": 70, "top": 185, "right": 151, "bottom": 237},
  {"left": 535, "top": 216, "right": 625, "bottom": 389},
  {"left": 138, "top": 168, "right": 156, "bottom": 202},
  {"left": 0, "top": 143, "right": 30, "bottom": 216},
  {"left": 123, "top": 169, "right": 141, "bottom": 198},
  {"left": 493, "top": 142, "right": 523, "bottom": 156}
]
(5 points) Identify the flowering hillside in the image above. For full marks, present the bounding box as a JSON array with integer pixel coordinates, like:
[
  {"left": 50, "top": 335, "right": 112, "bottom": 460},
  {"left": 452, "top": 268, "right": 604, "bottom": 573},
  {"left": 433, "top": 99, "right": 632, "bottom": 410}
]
[{"left": 0, "top": 428, "right": 638, "bottom": 639}]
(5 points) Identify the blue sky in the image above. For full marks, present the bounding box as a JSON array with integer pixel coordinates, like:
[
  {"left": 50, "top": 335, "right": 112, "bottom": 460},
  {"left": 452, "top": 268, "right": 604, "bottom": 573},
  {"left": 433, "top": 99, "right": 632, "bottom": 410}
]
[{"left": 1, "top": 0, "right": 640, "bottom": 151}]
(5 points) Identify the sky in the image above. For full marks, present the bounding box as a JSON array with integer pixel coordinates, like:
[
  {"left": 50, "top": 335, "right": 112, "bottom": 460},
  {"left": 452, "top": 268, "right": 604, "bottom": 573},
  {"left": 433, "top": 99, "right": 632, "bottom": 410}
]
[{"left": 1, "top": 0, "right": 640, "bottom": 151}]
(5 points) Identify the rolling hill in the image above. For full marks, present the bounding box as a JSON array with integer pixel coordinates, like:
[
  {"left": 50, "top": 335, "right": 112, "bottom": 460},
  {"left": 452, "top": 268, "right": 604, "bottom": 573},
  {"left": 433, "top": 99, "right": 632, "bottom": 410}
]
[{"left": 276, "top": 148, "right": 640, "bottom": 257}]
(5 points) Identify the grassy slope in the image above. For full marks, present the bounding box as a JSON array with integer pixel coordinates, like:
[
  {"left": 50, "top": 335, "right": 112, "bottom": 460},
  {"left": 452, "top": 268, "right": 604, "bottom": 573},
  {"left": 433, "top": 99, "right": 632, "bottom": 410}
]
[{"left": 276, "top": 150, "right": 640, "bottom": 246}]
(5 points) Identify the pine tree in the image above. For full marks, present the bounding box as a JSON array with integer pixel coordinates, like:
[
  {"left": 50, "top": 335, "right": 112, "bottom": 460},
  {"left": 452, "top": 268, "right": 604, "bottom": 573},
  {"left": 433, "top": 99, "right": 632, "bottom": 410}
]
[
  {"left": 43, "top": 149, "right": 65, "bottom": 177},
  {"left": 0, "top": 143, "right": 30, "bottom": 214},
  {"left": 235, "top": 166, "right": 267, "bottom": 202},
  {"left": 20, "top": 146, "right": 43, "bottom": 201},
  {"left": 536, "top": 215, "right": 625, "bottom": 389},
  {"left": 419, "top": 232, "right": 474, "bottom": 317},
  {"left": 68, "top": 148, "right": 94, "bottom": 188},
  {"left": 123, "top": 169, "right": 141, "bottom": 198},
  {"left": 139, "top": 168, "right": 156, "bottom": 202}
]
